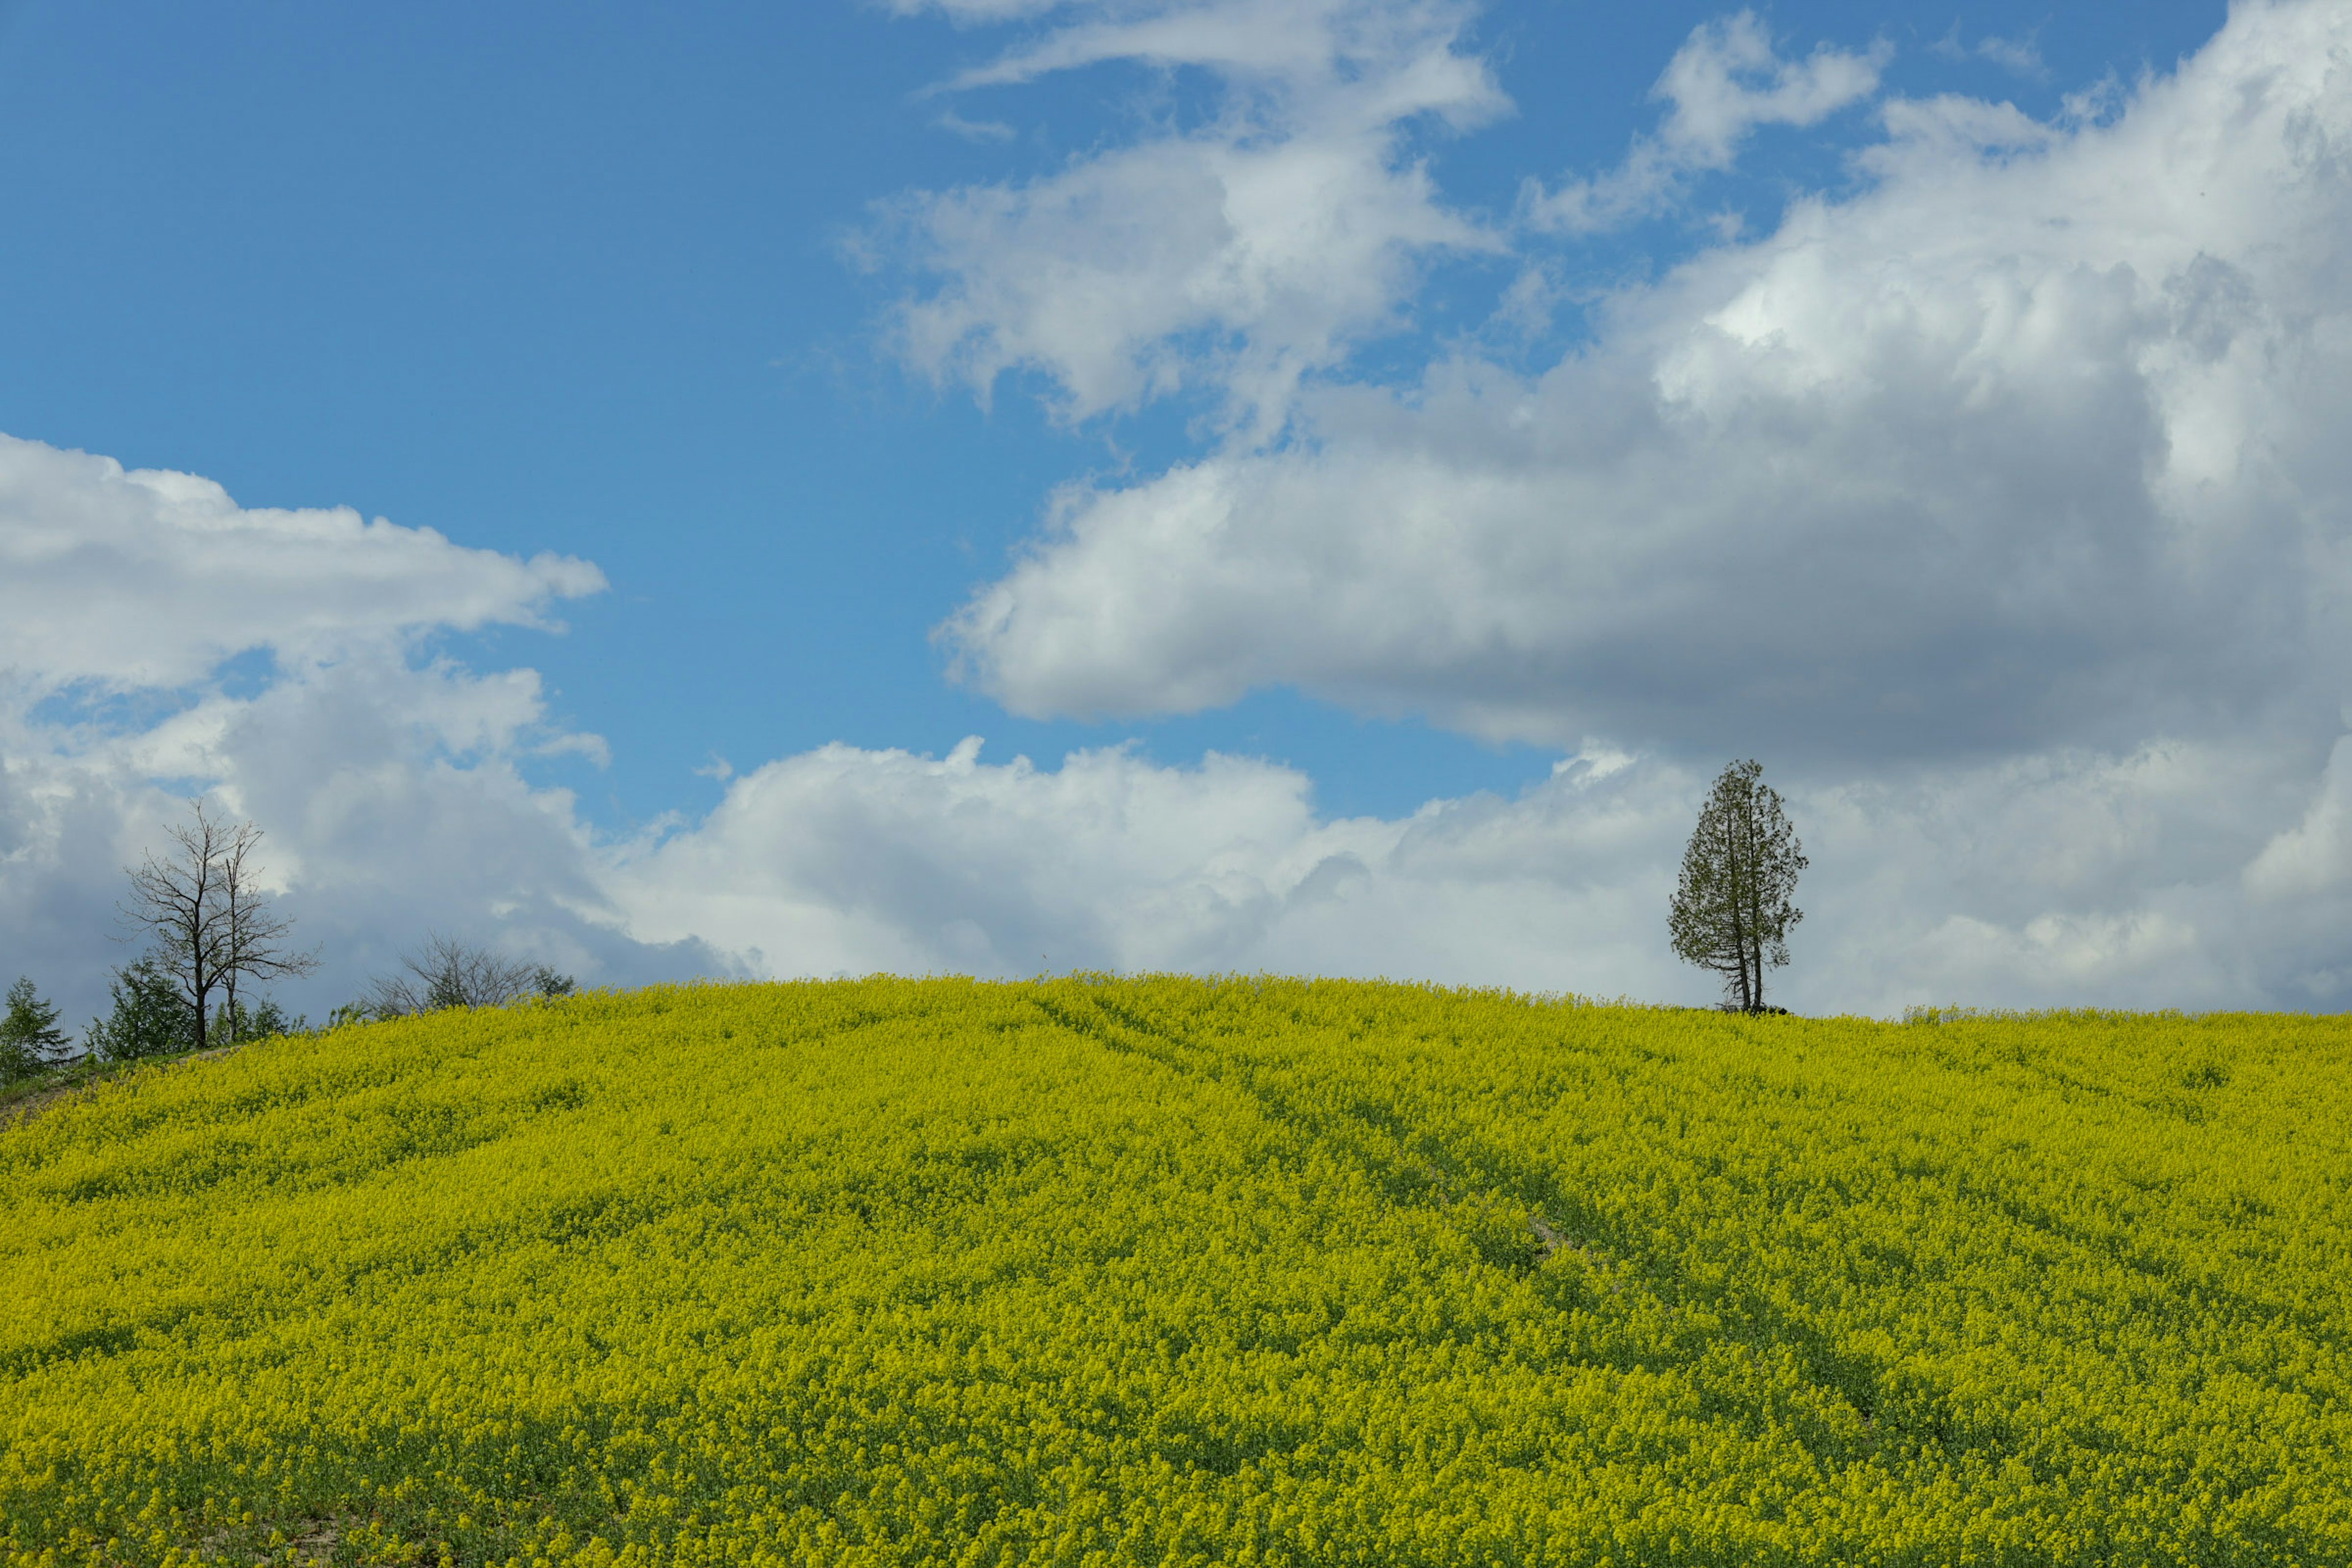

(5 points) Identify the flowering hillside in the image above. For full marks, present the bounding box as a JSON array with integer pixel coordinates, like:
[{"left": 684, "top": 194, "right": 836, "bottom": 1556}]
[{"left": 2, "top": 978, "right": 2346, "bottom": 1566}]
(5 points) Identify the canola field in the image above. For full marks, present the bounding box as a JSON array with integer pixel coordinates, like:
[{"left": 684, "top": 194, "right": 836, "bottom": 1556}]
[{"left": 2, "top": 977, "right": 2349, "bottom": 1567}]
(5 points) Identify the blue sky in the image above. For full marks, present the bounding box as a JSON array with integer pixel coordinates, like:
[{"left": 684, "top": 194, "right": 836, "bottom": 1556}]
[
  {"left": 13, "top": 0, "right": 2352, "bottom": 1019},
  {"left": 0, "top": 0, "right": 2222, "bottom": 824}
]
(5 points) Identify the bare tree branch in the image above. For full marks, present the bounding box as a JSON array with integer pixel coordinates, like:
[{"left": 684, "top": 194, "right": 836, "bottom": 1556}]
[
  {"left": 216, "top": 818, "right": 319, "bottom": 1043},
  {"left": 118, "top": 799, "right": 317, "bottom": 1052},
  {"left": 119, "top": 799, "right": 229, "bottom": 1053},
  {"left": 363, "top": 934, "right": 545, "bottom": 1018}
]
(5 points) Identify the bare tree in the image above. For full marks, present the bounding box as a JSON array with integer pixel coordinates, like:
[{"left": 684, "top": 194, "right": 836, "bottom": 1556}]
[
  {"left": 1668, "top": 760, "right": 1807, "bottom": 1012},
  {"left": 363, "top": 933, "right": 566, "bottom": 1017},
  {"left": 215, "top": 819, "right": 319, "bottom": 1043},
  {"left": 119, "top": 799, "right": 316, "bottom": 1053}
]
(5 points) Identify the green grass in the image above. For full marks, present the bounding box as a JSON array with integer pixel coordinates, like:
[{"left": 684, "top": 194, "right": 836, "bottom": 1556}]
[{"left": 2, "top": 1051, "right": 145, "bottom": 1120}]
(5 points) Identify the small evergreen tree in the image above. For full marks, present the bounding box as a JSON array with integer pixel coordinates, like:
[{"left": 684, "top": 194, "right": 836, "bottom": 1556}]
[
  {"left": 85, "top": 956, "right": 195, "bottom": 1063},
  {"left": 1668, "top": 760, "right": 1808, "bottom": 1012},
  {"left": 1, "top": 978, "right": 72, "bottom": 1082}
]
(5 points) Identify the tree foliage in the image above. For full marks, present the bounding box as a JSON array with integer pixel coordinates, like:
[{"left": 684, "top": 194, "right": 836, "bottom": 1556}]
[
  {"left": 83, "top": 955, "right": 195, "bottom": 1063},
  {"left": 1668, "top": 759, "right": 1807, "bottom": 1012},
  {"left": 0, "top": 978, "right": 71, "bottom": 1082},
  {"left": 213, "top": 995, "right": 307, "bottom": 1044}
]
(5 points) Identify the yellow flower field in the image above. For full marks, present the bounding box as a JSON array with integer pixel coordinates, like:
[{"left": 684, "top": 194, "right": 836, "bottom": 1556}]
[{"left": 1, "top": 976, "right": 2346, "bottom": 1566}]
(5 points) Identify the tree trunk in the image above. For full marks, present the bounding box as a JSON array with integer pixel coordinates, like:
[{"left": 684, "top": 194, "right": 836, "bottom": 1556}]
[
  {"left": 1736, "top": 820, "right": 1755, "bottom": 1012},
  {"left": 1727, "top": 883, "right": 1751, "bottom": 1011},
  {"left": 222, "top": 877, "right": 242, "bottom": 1044},
  {"left": 1755, "top": 810, "right": 1766, "bottom": 1010},
  {"left": 1745, "top": 886, "right": 1761, "bottom": 1012},
  {"left": 189, "top": 899, "right": 212, "bottom": 1053}
]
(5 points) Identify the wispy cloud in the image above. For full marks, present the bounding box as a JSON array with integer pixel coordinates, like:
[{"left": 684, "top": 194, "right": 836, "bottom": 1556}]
[
  {"left": 931, "top": 108, "right": 1017, "bottom": 141},
  {"left": 1932, "top": 21, "right": 2046, "bottom": 78},
  {"left": 878, "top": 0, "right": 1506, "bottom": 439},
  {"left": 1525, "top": 10, "right": 1890, "bottom": 233}
]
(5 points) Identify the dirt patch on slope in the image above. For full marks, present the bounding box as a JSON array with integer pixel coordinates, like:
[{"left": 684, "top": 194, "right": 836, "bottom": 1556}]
[{"left": 0, "top": 1042, "right": 249, "bottom": 1136}]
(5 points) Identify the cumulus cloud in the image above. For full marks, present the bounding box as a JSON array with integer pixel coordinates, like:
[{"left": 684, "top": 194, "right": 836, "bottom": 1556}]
[
  {"left": 0, "top": 435, "right": 601, "bottom": 696},
  {"left": 943, "top": 0, "right": 2352, "bottom": 769},
  {"left": 614, "top": 736, "right": 1687, "bottom": 987},
  {"left": 881, "top": 0, "right": 1504, "bottom": 432},
  {"left": 1526, "top": 10, "right": 1889, "bottom": 233},
  {"left": 0, "top": 436, "right": 721, "bottom": 1028},
  {"left": 11, "top": 423, "right": 2352, "bottom": 1022},
  {"left": 813, "top": 0, "right": 2352, "bottom": 1008},
  {"left": 611, "top": 728, "right": 2352, "bottom": 1012},
  {"left": 20, "top": 4, "right": 2352, "bottom": 1023}
]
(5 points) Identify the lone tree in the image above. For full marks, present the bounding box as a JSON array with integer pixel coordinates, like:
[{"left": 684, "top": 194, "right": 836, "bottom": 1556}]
[
  {"left": 118, "top": 799, "right": 317, "bottom": 1054},
  {"left": 1668, "top": 760, "right": 1807, "bottom": 1013}
]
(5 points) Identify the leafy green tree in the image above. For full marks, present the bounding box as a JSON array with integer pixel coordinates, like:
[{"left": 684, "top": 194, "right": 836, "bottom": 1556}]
[
  {"left": 1, "top": 977, "right": 72, "bottom": 1082},
  {"left": 85, "top": 956, "right": 195, "bottom": 1063},
  {"left": 213, "top": 995, "right": 307, "bottom": 1043},
  {"left": 1668, "top": 759, "right": 1807, "bottom": 1013}
]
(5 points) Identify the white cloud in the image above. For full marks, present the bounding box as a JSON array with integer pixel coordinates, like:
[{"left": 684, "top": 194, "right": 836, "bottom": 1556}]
[
  {"left": 0, "top": 436, "right": 720, "bottom": 1030},
  {"left": 18, "top": 6, "right": 2352, "bottom": 1027},
  {"left": 0, "top": 435, "right": 602, "bottom": 696},
  {"left": 942, "top": 0, "right": 2352, "bottom": 769},
  {"left": 881, "top": 0, "right": 1069, "bottom": 21},
  {"left": 2244, "top": 733, "right": 2352, "bottom": 902},
  {"left": 1932, "top": 23, "right": 2046, "bottom": 79},
  {"left": 614, "top": 734, "right": 1691, "bottom": 987},
  {"left": 880, "top": 0, "right": 1504, "bottom": 432},
  {"left": 935, "top": 0, "right": 1488, "bottom": 90},
  {"left": 1526, "top": 11, "right": 1890, "bottom": 233},
  {"left": 11, "top": 420, "right": 2352, "bottom": 1023},
  {"left": 1649, "top": 12, "right": 1888, "bottom": 167},
  {"left": 932, "top": 108, "right": 1017, "bottom": 142},
  {"left": 611, "top": 727, "right": 2352, "bottom": 1012}
]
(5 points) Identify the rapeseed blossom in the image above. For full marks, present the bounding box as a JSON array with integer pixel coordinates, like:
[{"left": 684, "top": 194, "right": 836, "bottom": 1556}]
[{"left": 0, "top": 976, "right": 2344, "bottom": 1564}]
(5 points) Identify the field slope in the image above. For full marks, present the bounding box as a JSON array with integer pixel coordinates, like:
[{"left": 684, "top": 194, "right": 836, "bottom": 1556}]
[{"left": 2, "top": 976, "right": 2349, "bottom": 1566}]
